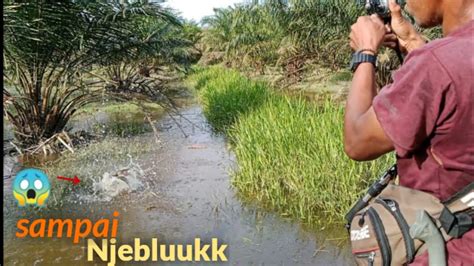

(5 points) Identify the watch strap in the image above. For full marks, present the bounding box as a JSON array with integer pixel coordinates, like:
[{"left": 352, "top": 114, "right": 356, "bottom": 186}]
[{"left": 350, "top": 52, "right": 377, "bottom": 72}]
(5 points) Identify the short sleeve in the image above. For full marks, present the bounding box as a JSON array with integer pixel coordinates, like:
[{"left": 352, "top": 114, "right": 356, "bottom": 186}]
[{"left": 373, "top": 50, "right": 454, "bottom": 157}]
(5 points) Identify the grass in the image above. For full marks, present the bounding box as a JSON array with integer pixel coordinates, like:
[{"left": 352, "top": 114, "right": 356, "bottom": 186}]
[
  {"left": 329, "top": 70, "right": 353, "bottom": 82},
  {"left": 91, "top": 117, "right": 151, "bottom": 137},
  {"left": 230, "top": 96, "right": 393, "bottom": 224},
  {"left": 188, "top": 66, "right": 271, "bottom": 132},
  {"left": 187, "top": 67, "right": 393, "bottom": 224}
]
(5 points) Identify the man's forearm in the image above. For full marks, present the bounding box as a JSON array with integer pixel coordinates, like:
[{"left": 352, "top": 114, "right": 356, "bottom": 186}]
[
  {"left": 344, "top": 13, "right": 398, "bottom": 160},
  {"left": 345, "top": 62, "right": 377, "bottom": 133}
]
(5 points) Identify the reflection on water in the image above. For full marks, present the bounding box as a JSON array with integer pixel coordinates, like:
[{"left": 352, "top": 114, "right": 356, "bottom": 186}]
[{"left": 3, "top": 104, "right": 353, "bottom": 265}]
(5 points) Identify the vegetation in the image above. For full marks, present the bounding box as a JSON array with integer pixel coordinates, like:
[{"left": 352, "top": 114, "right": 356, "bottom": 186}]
[
  {"left": 102, "top": 14, "right": 201, "bottom": 95},
  {"left": 201, "top": 0, "right": 362, "bottom": 78},
  {"left": 189, "top": 67, "right": 270, "bottom": 132},
  {"left": 188, "top": 67, "right": 393, "bottom": 223},
  {"left": 3, "top": 0, "right": 200, "bottom": 153},
  {"left": 200, "top": 0, "right": 442, "bottom": 86},
  {"left": 3, "top": 0, "right": 444, "bottom": 226}
]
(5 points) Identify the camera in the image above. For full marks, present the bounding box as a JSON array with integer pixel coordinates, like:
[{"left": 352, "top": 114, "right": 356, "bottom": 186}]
[{"left": 356, "top": 0, "right": 406, "bottom": 19}]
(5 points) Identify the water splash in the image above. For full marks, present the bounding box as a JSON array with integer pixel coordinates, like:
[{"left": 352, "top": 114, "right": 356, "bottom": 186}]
[{"left": 88, "top": 157, "right": 146, "bottom": 202}]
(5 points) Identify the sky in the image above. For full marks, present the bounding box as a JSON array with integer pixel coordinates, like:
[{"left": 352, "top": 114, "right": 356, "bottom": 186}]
[{"left": 163, "top": 0, "right": 244, "bottom": 23}]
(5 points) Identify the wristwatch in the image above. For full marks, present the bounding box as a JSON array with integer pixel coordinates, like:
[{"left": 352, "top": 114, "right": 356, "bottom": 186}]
[{"left": 349, "top": 51, "right": 377, "bottom": 72}]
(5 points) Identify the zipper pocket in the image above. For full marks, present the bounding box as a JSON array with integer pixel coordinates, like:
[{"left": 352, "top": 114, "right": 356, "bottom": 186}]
[
  {"left": 376, "top": 198, "right": 416, "bottom": 263},
  {"left": 355, "top": 251, "right": 376, "bottom": 266},
  {"left": 367, "top": 207, "right": 392, "bottom": 266}
]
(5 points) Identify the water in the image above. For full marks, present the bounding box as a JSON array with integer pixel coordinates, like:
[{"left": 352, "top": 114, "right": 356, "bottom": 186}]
[{"left": 3, "top": 104, "right": 354, "bottom": 265}]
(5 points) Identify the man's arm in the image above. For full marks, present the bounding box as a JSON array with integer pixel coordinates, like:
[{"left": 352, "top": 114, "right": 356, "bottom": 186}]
[
  {"left": 344, "top": 0, "right": 428, "bottom": 161},
  {"left": 343, "top": 62, "right": 394, "bottom": 161},
  {"left": 344, "top": 14, "right": 395, "bottom": 161}
]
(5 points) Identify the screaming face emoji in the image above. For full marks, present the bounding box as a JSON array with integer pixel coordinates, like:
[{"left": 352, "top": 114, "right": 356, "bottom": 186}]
[{"left": 13, "top": 168, "right": 51, "bottom": 207}]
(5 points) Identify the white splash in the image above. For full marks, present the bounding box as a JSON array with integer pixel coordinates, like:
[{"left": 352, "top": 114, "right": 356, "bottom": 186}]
[{"left": 91, "top": 158, "right": 145, "bottom": 201}]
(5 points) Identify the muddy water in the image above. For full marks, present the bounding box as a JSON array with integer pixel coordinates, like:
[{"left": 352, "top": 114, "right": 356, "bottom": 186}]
[{"left": 3, "top": 104, "right": 353, "bottom": 265}]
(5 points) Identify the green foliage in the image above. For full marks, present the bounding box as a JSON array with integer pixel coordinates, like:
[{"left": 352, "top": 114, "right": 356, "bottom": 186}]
[
  {"left": 201, "top": 0, "right": 362, "bottom": 72},
  {"left": 189, "top": 67, "right": 270, "bottom": 132},
  {"left": 276, "top": 0, "right": 362, "bottom": 69},
  {"left": 3, "top": 0, "right": 199, "bottom": 151},
  {"left": 4, "top": 1, "right": 179, "bottom": 68},
  {"left": 190, "top": 67, "right": 393, "bottom": 224},
  {"left": 202, "top": 3, "right": 284, "bottom": 71},
  {"left": 329, "top": 70, "right": 353, "bottom": 82},
  {"left": 186, "top": 66, "right": 227, "bottom": 90},
  {"left": 93, "top": 120, "right": 150, "bottom": 137},
  {"left": 201, "top": 0, "right": 443, "bottom": 85},
  {"left": 122, "top": 14, "right": 201, "bottom": 73}
]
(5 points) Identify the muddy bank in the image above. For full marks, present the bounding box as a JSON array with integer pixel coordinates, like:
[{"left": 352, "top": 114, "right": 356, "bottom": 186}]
[{"left": 3, "top": 104, "right": 353, "bottom": 265}]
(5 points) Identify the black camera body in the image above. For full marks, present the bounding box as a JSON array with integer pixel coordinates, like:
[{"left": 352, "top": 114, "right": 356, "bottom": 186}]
[{"left": 356, "top": 0, "right": 406, "bottom": 19}]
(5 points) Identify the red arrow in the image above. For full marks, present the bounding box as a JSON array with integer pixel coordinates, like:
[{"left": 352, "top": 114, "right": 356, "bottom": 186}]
[{"left": 57, "top": 175, "right": 80, "bottom": 185}]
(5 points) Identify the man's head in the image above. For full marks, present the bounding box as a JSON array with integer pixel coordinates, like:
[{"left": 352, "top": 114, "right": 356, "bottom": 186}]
[{"left": 404, "top": 0, "right": 443, "bottom": 28}]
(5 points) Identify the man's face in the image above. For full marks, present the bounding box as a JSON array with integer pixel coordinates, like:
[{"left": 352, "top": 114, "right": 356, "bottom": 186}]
[{"left": 405, "top": 0, "right": 443, "bottom": 28}]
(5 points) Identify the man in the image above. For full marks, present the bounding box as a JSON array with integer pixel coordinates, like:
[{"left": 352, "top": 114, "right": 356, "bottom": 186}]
[{"left": 344, "top": 0, "right": 473, "bottom": 264}]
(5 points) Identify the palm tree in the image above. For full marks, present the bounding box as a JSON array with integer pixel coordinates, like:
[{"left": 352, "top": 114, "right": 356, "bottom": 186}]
[
  {"left": 101, "top": 8, "right": 201, "bottom": 96},
  {"left": 202, "top": 4, "right": 283, "bottom": 72},
  {"left": 201, "top": 0, "right": 442, "bottom": 85},
  {"left": 201, "top": 0, "right": 360, "bottom": 73},
  {"left": 3, "top": 0, "right": 189, "bottom": 152}
]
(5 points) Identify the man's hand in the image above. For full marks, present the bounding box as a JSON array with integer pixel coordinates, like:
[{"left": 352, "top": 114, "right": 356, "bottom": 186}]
[
  {"left": 349, "top": 15, "right": 386, "bottom": 53},
  {"left": 382, "top": 0, "right": 426, "bottom": 54}
]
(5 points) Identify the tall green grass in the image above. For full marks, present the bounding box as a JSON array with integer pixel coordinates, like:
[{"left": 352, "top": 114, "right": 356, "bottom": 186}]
[
  {"left": 189, "top": 67, "right": 270, "bottom": 132},
  {"left": 187, "top": 67, "right": 393, "bottom": 224},
  {"left": 230, "top": 97, "right": 393, "bottom": 223}
]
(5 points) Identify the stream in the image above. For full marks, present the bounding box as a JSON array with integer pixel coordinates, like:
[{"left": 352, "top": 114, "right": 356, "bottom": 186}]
[{"left": 3, "top": 102, "right": 353, "bottom": 265}]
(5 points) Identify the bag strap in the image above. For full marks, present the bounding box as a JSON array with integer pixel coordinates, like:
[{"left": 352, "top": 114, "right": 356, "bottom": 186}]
[
  {"left": 439, "top": 182, "right": 474, "bottom": 238},
  {"left": 439, "top": 207, "right": 473, "bottom": 238},
  {"left": 344, "top": 164, "right": 398, "bottom": 229},
  {"left": 443, "top": 182, "right": 474, "bottom": 212}
]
